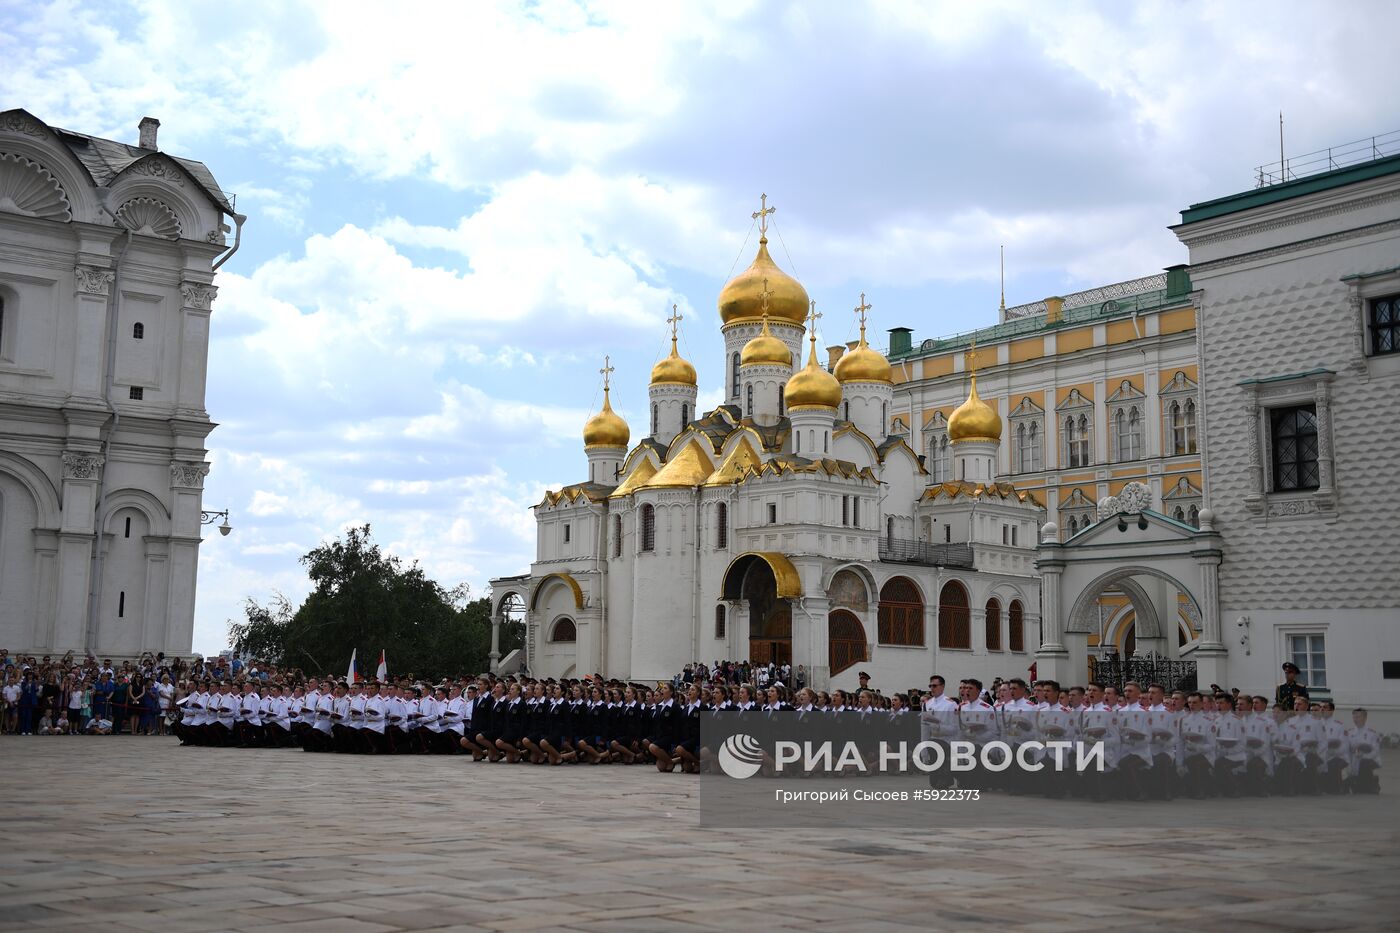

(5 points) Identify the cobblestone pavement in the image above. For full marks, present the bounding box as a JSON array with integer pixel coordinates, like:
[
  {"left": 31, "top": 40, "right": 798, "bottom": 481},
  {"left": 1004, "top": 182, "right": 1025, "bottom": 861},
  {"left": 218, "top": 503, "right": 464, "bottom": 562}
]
[{"left": 1, "top": 738, "right": 1397, "bottom": 932}]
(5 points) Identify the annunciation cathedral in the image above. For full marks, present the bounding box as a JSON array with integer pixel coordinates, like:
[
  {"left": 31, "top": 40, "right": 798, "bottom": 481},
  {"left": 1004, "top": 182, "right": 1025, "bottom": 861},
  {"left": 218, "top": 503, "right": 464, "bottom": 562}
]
[{"left": 492, "top": 204, "right": 1043, "bottom": 691}]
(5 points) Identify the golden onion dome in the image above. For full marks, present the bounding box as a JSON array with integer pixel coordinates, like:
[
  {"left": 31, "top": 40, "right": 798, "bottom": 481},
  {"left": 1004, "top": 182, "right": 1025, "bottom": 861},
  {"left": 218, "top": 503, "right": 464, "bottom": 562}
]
[
  {"left": 947, "top": 374, "right": 1003, "bottom": 443},
  {"left": 718, "top": 237, "right": 810, "bottom": 326},
  {"left": 649, "top": 336, "right": 697, "bottom": 386},
  {"left": 582, "top": 387, "right": 630, "bottom": 449},
  {"left": 785, "top": 340, "right": 841, "bottom": 411},
  {"left": 740, "top": 314, "right": 792, "bottom": 367},
  {"left": 833, "top": 323, "right": 893, "bottom": 385}
]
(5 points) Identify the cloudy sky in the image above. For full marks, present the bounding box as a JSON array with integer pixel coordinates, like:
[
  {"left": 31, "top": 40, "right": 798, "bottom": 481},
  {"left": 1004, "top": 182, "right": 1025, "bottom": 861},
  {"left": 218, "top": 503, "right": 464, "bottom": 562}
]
[{"left": 4, "top": 0, "right": 1396, "bottom": 655}]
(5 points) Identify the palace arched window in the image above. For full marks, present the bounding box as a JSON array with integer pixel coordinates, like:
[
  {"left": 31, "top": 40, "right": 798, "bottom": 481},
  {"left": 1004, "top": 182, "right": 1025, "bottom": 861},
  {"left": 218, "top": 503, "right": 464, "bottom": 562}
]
[
  {"left": 550, "top": 618, "right": 577, "bottom": 642},
  {"left": 877, "top": 576, "right": 924, "bottom": 646},
  {"left": 1008, "top": 600, "right": 1025, "bottom": 652},
  {"left": 985, "top": 598, "right": 1002, "bottom": 651},
  {"left": 937, "top": 580, "right": 971, "bottom": 649},
  {"left": 640, "top": 504, "right": 655, "bottom": 552},
  {"left": 1114, "top": 406, "right": 1143, "bottom": 461},
  {"left": 1065, "top": 414, "right": 1091, "bottom": 467}
]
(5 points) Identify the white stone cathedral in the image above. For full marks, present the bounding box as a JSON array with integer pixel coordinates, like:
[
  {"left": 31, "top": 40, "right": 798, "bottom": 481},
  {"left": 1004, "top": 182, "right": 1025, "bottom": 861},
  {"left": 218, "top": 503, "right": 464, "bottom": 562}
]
[
  {"left": 491, "top": 208, "right": 1044, "bottom": 691},
  {"left": 0, "top": 110, "right": 238, "bottom": 657}
]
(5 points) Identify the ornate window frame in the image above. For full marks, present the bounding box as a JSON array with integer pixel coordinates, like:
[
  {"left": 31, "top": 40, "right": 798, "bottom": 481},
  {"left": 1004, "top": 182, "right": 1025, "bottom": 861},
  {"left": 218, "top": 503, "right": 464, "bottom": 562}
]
[
  {"left": 1056, "top": 389, "right": 1094, "bottom": 469},
  {"left": 1008, "top": 396, "right": 1044, "bottom": 474},
  {"left": 923, "top": 411, "right": 950, "bottom": 483},
  {"left": 1162, "top": 476, "right": 1202, "bottom": 527},
  {"left": 1159, "top": 370, "right": 1200, "bottom": 456},
  {"left": 1059, "top": 487, "right": 1097, "bottom": 539},
  {"left": 1344, "top": 267, "right": 1400, "bottom": 377},
  {"left": 1239, "top": 369, "right": 1337, "bottom": 521},
  {"left": 1106, "top": 379, "right": 1146, "bottom": 462}
]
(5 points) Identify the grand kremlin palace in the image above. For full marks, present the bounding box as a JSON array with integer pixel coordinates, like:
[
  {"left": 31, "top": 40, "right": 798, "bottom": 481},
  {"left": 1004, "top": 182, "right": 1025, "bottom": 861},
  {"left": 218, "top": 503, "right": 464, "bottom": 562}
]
[{"left": 490, "top": 150, "right": 1400, "bottom": 724}]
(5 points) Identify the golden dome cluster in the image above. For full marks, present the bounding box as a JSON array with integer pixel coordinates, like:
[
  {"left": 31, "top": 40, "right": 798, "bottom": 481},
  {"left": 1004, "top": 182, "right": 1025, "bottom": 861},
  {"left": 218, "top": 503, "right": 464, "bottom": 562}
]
[
  {"left": 740, "top": 314, "right": 792, "bottom": 367},
  {"left": 947, "top": 373, "right": 1002, "bottom": 443},
  {"left": 718, "top": 237, "right": 810, "bottom": 326}
]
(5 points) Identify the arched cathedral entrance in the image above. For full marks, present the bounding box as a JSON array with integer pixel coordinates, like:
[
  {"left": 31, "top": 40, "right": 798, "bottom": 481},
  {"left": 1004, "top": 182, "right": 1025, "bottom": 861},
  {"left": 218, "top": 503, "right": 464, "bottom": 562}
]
[{"left": 721, "top": 552, "right": 802, "bottom": 669}]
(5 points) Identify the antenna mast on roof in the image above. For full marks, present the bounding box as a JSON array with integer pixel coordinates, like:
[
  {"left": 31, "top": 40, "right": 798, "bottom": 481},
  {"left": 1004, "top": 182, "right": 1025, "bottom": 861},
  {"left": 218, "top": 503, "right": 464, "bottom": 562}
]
[{"left": 1279, "top": 112, "right": 1286, "bottom": 183}]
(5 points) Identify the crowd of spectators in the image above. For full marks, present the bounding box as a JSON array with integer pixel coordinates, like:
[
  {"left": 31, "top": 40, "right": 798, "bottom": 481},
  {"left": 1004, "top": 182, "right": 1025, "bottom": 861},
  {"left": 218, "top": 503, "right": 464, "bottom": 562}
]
[{"left": 0, "top": 649, "right": 299, "bottom": 737}]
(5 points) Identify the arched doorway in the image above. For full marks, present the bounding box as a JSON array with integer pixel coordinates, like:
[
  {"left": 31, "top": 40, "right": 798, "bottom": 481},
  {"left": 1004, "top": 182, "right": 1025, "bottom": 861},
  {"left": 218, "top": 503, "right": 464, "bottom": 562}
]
[
  {"left": 721, "top": 553, "right": 800, "bottom": 668},
  {"left": 937, "top": 580, "right": 970, "bottom": 649},
  {"left": 828, "top": 610, "right": 867, "bottom": 675}
]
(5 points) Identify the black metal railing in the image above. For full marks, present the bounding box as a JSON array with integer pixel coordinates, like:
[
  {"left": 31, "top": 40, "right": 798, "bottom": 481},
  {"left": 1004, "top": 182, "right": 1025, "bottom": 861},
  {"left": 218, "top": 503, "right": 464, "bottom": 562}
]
[
  {"left": 878, "top": 538, "right": 974, "bottom": 568},
  {"left": 1090, "top": 651, "right": 1197, "bottom": 693}
]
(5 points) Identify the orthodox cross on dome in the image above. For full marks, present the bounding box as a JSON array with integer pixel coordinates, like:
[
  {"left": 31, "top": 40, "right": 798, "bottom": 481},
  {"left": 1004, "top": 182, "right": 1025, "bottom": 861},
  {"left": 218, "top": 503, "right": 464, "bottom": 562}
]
[
  {"left": 854, "top": 291, "right": 873, "bottom": 341},
  {"left": 752, "top": 193, "right": 775, "bottom": 238},
  {"left": 667, "top": 303, "right": 683, "bottom": 340},
  {"left": 806, "top": 300, "right": 821, "bottom": 347},
  {"left": 966, "top": 339, "right": 981, "bottom": 376},
  {"left": 600, "top": 355, "right": 615, "bottom": 392},
  {"left": 759, "top": 277, "right": 772, "bottom": 315}
]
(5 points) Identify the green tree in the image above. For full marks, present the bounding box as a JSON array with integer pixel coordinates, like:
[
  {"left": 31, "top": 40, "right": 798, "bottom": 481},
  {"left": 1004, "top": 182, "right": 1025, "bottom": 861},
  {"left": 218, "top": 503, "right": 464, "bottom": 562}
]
[{"left": 227, "top": 525, "right": 511, "bottom": 680}]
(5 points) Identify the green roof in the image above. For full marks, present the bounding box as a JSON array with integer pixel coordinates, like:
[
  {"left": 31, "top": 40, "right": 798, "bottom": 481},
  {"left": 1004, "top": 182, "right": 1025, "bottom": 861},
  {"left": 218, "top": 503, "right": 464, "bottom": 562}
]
[
  {"left": 1179, "top": 153, "right": 1400, "bottom": 225},
  {"left": 891, "top": 287, "right": 1192, "bottom": 361}
]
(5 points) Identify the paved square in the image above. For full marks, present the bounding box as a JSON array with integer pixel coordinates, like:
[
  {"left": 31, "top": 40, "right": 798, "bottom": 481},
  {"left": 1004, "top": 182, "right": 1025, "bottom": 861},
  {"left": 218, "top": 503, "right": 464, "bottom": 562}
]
[{"left": 1, "top": 738, "right": 1396, "bottom": 932}]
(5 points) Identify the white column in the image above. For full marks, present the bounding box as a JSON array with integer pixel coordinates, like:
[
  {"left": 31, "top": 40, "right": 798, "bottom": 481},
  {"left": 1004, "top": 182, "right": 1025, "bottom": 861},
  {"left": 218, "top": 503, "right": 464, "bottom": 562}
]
[{"left": 176, "top": 282, "right": 216, "bottom": 415}]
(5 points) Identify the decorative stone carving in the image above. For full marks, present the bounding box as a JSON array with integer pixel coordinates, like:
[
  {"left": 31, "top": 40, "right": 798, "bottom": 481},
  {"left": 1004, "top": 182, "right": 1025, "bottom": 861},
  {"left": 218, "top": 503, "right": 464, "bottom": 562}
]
[
  {"left": 74, "top": 265, "right": 115, "bottom": 296},
  {"left": 0, "top": 152, "right": 72, "bottom": 221},
  {"left": 205, "top": 228, "right": 227, "bottom": 245},
  {"left": 180, "top": 282, "right": 218, "bottom": 310},
  {"left": 1096, "top": 481, "right": 1152, "bottom": 520},
  {"left": 0, "top": 112, "right": 48, "bottom": 137},
  {"left": 116, "top": 196, "right": 182, "bottom": 239},
  {"left": 169, "top": 462, "right": 209, "bottom": 489},
  {"left": 62, "top": 451, "right": 104, "bottom": 480},
  {"left": 124, "top": 155, "right": 186, "bottom": 187},
  {"left": 1268, "top": 497, "right": 1317, "bottom": 518}
]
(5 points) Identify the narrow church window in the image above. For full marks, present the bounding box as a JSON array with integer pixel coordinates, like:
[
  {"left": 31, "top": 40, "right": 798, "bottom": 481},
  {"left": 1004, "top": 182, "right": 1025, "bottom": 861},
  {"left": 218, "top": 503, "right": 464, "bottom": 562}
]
[
  {"left": 808, "top": 430, "right": 814, "bottom": 451},
  {"left": 132, "top": 322, "right": 144, "bottom": 339},
  {"left": 794, "top": 432, "right": 799, "bottom": 453},
  {"left": 843, "top": 400, "right": 850, "bottom": 422},
  {"left": 563, "top": 523, "right": 571, "bottom": 544},
  {"left": 778, "top": 385, "right": 784, "bottom": 416},
  {"left": 746, "top": 385, "right": 753, "bottom": 416},
  {"left": 841, "top": 496, "right": 849, "bottom": 526},
  {"left": 1011, "top": 525, "right": 1018, "bottom": 546},
  {"left": 886, "top": 516, "right": 895, "bottom": 545},
  {"left": 124, "top": 516, "right": 131, "bottom": 538},
  {"left": 944, "top": 524, "right": 951, "bottom": 543},
  {"left": 681, "top": 404, "right": 688, "bottom": 430},
  {"left": 613, "top": 515, "right": 622, "bottom": 557},
  {"left": 985, "top": 598, "right": 1002, "bottom": 650},
  {"left": 651, "top": 404, "right": 658, "bottom": 435},
  {"left": 1009, "top": 600, "right": 1025, "bottom": 652},
  {"left": 129, "top": 386, "right": 143, "bottom": 400},
  {"left": 766, "top": 503, "right": 777, "bottom": 524},
  {"left": 882, "top": 400, "right": 887, "bottom": 429},
  {"left": 640, "top": 504, "right": 655, "bottom": 551},
  {"left": 823, "top": 433, "right": 828, "bottom": 453},
  {"left": 714, "top": 605, "right": 726, "bottom": 639},
  {"left": 716, "top": 503, "right": 728, "bottom": 548},
  {"left": 1002, "top": 524, "right": 1008, "bottom": 544},
  {"left": 118, "top": 591, "right": 125, "bottom": 618},
  {"left": 937, "top": 580, "right": 970, "bottom": 649},
  {"left": 852, "top": 497, "right": 859, "bottom": 527},
  {"left": 731, "top": 352, "right": 740, "bottom": 397}
]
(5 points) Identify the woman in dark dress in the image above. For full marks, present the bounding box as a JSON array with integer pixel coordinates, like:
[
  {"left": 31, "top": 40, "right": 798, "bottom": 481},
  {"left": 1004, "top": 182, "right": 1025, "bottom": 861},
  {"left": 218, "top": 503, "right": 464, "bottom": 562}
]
[
  {"left": 110, "top": 677, "right": 130, "bottom": 735},
  {"left": 609, "top": 685, "right": 642, "bottom": 764},
  {"left": 468, "top": 682, "right": 504, "bottom": 761},
  {"left": 519, "top": 682, "right": 549, "bottom": 764},
  {"left": 493, "top": 683, "right": 526, "bottom": 763},
  {"left": 574, "top": 685, "right": 608, "bottom": 763},
  {"left": 646, "top": 683, "right": 682, "bottom": 772}
]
